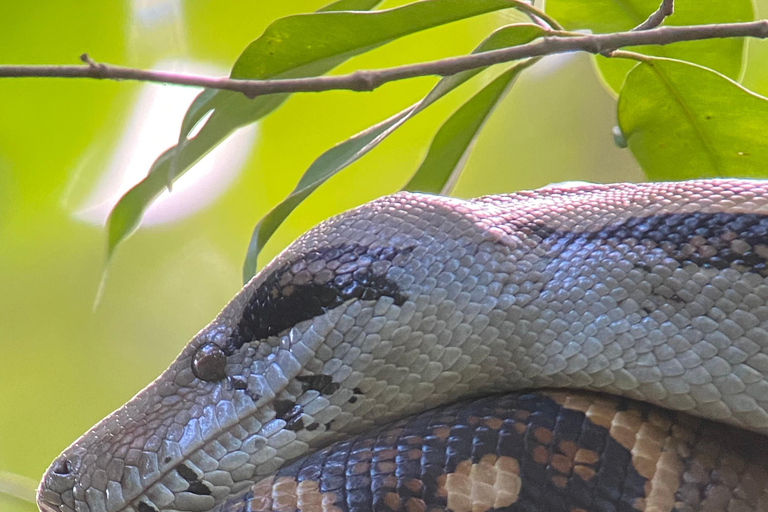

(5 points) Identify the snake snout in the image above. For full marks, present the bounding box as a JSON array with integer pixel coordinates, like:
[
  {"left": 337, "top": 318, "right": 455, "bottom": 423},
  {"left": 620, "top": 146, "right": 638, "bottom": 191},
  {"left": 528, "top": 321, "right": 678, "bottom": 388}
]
[{"left": 37, "top": 454, "right": 79, "bottom": 512}]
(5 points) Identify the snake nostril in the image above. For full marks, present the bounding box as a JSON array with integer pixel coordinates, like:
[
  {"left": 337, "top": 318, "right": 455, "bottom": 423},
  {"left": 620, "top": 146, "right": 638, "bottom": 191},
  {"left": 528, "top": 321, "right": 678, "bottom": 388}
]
[{"left": 51, "top": 458, "right": 72, "bottom": 476}]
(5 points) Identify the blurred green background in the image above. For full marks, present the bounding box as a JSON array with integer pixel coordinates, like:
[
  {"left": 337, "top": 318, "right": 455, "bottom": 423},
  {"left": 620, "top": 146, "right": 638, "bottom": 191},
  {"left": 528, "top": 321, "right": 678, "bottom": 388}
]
[{"left": 1, "top": 1, "right": 767, "bottom": 511}]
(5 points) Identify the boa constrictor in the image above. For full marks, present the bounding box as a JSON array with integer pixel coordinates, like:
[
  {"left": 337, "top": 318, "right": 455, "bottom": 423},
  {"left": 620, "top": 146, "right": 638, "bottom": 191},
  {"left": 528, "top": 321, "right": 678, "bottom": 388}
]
[{"left": 38, "top": 180, "right": 768, "bottom": 512}]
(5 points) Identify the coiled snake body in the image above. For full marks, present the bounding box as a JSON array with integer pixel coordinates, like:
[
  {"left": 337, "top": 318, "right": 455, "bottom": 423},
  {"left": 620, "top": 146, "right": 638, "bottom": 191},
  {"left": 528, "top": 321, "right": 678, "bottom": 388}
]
[{"left": 38, "top": 180, "right": 768, "bottom": 512}]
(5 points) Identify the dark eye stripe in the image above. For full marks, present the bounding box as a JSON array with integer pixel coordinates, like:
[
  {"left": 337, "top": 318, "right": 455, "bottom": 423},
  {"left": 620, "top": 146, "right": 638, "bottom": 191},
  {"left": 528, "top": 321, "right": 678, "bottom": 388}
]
[{"left": 227, "top": 244, "right": 412, "bottom": 352}]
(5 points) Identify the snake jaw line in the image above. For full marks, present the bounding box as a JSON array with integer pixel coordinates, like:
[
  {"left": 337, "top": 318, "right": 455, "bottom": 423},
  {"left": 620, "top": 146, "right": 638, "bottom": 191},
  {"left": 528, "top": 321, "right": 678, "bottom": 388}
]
[{"left": 38, "top": 180, "right": 768, "bottom": 512}]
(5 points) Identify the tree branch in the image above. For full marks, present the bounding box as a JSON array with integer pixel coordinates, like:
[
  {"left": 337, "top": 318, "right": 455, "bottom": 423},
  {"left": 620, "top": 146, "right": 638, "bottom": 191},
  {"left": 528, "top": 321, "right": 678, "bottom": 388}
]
[
  {"left": 1, "top": 20, "right": 765, "bottom": 98},
  {"left": 633, "top": 0, "right": 674, "bottom": 31}
]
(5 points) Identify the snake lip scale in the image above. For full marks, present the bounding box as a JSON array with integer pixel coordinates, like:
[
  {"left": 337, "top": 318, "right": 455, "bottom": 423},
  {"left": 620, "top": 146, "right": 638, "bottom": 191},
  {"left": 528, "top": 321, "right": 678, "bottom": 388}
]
[{"left": 38, "top": 179, "right": 768, "bottom": 512}]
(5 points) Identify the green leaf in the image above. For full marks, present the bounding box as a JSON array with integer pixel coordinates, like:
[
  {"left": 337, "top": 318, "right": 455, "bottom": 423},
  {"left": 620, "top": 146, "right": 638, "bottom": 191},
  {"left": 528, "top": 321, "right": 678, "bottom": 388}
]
[
  {"left": 618, "top": 57, "right": 768, "bottom": 180},
  {"left": 106, "top": 111, "right": 250, "bottom": 260},
  {"left": 107, "top": 0, "right": 524, "bottom": 262},
  {"left": 181, "top": 0, "right": 525, "bottom": 142},
  {"left": 0, "top": 471, "right": 37, "bottom": 504},
  {"left": 174, "top": 0, "right": 388, "bottom": 151},
  {"left": 241, "top": 24, "right": 546, "bottom": 281},
  {"left": 546, "top": 0, "right": 753, "bottom": 93},
  {"left": 317, "top": 0, "right": 382, "bottom": 13},
  {"left": 292, "top": 23, "right": 546, "bottom": 193},
  {"left": 405, "top": 62, "right": 529, "bottom": 194},
  {"left": 230, "top": 0, "right": 515, "bottom": 79}
]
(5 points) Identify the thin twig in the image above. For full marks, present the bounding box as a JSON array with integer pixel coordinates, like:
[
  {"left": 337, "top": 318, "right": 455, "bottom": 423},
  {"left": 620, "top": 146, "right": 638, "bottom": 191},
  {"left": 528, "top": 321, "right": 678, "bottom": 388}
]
[
  {"left": 633, "top": 0, "right": 675, "bottom": 31},
  {"left": 0, "top": 20, "right": 765, "bottom": 98}
]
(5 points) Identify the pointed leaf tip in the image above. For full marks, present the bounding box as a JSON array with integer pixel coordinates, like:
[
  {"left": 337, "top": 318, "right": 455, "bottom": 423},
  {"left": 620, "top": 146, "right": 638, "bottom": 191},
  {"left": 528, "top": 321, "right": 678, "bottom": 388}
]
[{"left": 619, "top": 58, "right": 768, "bottom": 180}]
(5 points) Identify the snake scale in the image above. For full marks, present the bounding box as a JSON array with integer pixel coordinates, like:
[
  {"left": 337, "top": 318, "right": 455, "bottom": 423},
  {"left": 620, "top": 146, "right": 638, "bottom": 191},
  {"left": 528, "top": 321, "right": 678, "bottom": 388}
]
[{"left": 37, "top": 179, "right": 768, "bottom": 512}]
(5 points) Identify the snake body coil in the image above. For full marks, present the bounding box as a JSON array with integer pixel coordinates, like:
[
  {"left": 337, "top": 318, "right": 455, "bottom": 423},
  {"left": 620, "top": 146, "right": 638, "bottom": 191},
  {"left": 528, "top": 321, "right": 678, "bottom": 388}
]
[{"left": 38, "top": 180, "right": 768, "bottom": 512}]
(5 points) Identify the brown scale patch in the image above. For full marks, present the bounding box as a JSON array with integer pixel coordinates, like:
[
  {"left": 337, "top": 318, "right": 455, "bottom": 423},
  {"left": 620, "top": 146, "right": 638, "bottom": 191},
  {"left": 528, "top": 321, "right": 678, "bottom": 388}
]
[
  {"left": 406, "top": 449, "right": 422, "bottom": 460},
  {"left": 405, "top": 497, "right": 426, "bottom": 512},
  {"left": 435, "top": 474, "right": 448, "bottom": 500},
  {"left": 736, "top": 465, "right": 768, "bottom": 508},
  {"left": 646, "top": 410, "right": 672, "bottom": 432},
  {"left": 403, "top": 478, "right": 423, "bottom": 494},
  {"left": 404, "top": 435, "right": 423, "bottom": 446},
  {"left": 377, "top": 448, "right": 398, "bottom": 460},
  {"left": 585, "top": 400, "right": 618, "bottom": 429},
  {"left": 479, "top": 453, "right": 496, "bottom": 465},
  {"left": 484, "top": 417, "right": 503, "bottom": 430},
  {"left": 574, "top": 448, "right": 599, "bottom": 465},
  {"left": 441, "top": 455, "right": 521, "bottom": 512},
  {"left": 383, "top": 492, "right": 400, "bottom": 510},
  {"left": 432, "top": 426, "right": 451, "bottom": 440},
  {"left": 351, "top": 460, "right": 370, "bottom": 475},
  {"left": 533, "top": 426, "right": 553, "bottom": 444},
  {"left": 605, "top": 405, "right": 690, "bottom": 512},
  {"left": 555, "top": 391, "right": 621, "bottom": 430},
  {"left": 229, "top": 391, "right": 768, "bottom": 512},
  {"left": 225, "top": 501, "right": 246, "bottom": 512},
  {"left": 558, "top": 440, "right": 578, "bottom": 458},
  {"left": 550, "top": 453, "right": 572, "bottom": 474},
  {"left": 676, "top": 435, "right": 723, "bottom": 511},
  {"left": 692, "top": 450, "right": 768, "bottom": 512},
  {"left": 513, "top": 410, "right": 530, "bottom": 422},
  {"left": 376, "top": 460, "right": 397, "bottom": 473},
  {"left": 701, "top": 485, "right": 732, "bottom": 512},
  {"left": 550, "top": 391, "right": 692, "bottom": 512},
  {"left": 556, "top": 392, "right": 591, "bottom": 413},
  {"left": 241, "top": 476, "right": 345, "bottom": 512},
  {"left": 382, "top": 428, "right": 404, "bottom": 442},
  {"left": 245, "top": 477, "right": 276, "bottom": 512},
  {"left": 296, "top": 480, "right": 323, "bottom": 512},
  {"left": 630, "top": 422, "right": 668, "bottom": 480},
  {"left": 573, "top": 465, "right": 596, "bottom": 481},
  {"left": 272, "top": 477, "right": 300, "bottom": 512},
  {"left": 643, "top": 437, "right": 685, "bottom": 512},
  {"left": 532, "top": 445, "right": 549, "bottom": 465},
  {"left": 551, "top": 474, "right": 568, "bottom": 489}
]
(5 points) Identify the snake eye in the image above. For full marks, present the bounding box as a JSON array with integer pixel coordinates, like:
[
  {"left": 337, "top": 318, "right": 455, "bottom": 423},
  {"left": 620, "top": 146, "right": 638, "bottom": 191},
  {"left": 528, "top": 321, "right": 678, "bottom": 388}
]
[{"left": 192, "top": 342, "right": 227, "bottom": 381}]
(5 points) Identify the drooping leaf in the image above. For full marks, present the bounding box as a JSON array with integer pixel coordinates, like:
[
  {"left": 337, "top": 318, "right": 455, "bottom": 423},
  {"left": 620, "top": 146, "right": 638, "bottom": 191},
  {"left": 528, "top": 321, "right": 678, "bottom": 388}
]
[
  {"left": 106, "top": 111, "right": 247, "bottom": 260},
  {"left": 241, "top": 24, "right": 546, "bottom": 281},
  {"left": 0, "top": 471, "right": 37, "bottom": 504},
  {"left": 107, "top": 0, "right": 526, "bottom": 262},
  {"left": 293, "top": 24, "right": 546, "bottom": 193},
  {"left": 230, "top": 0, "right": 519, "bottom": 80},
  {"left": 317, "top": 0, "right": 382, "bottom": 13},
  {"left": 179, "top": 0, "right": 387, "bottom": 145},
  {"left": 405, "top": 62, "right": 530, "bottom": 194},
  {"left": 546, "top": 0, "right": 753, "bottom": 93},
  {"left": 618, "top": 57, "right": 768, "bottom": 180}
]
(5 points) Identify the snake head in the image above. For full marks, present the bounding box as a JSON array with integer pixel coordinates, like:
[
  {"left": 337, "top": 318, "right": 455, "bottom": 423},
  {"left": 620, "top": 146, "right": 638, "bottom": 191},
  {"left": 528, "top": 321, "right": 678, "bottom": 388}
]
[
  {"left": 37, "top": 192, "right": 499, "bottom": 512},
  {"left": 36, "top": 295, "right": 252, "bottom": 512}
]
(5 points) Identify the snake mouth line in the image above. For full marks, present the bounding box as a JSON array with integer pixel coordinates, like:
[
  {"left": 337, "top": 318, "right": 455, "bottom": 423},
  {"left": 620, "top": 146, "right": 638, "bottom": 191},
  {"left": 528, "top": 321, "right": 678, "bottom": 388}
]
[
  {"left": 123, "top": 362, "right": 363, "bottom": 512},
  {"left": 37, "top": 499, "right": 59, "bottom": 512},
  {"left": 119, "top": 402, "right": 279, "bottom": 512}
]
